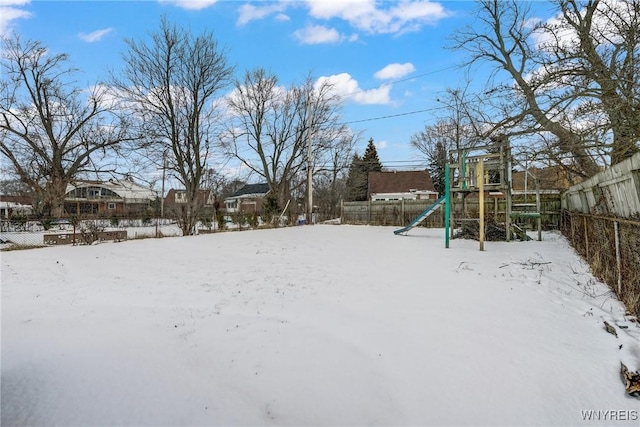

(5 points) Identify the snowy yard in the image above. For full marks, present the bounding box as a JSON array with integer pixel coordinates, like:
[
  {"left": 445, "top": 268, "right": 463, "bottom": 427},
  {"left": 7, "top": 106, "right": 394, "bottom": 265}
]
[{"left": 1, "top": 225, "right": 638, "bottom": 426}]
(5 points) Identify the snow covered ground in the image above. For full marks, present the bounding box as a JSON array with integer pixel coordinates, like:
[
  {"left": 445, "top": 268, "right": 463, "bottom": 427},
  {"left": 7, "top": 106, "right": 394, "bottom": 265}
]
[{"left": 1, "top": 225, "right": 638, "bottom": 426}]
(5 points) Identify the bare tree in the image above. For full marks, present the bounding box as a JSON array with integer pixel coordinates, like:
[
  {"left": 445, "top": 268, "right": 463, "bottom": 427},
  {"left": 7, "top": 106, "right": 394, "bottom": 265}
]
[
  {"left": 451, "top": 0, "right": 602, "bottom": 177},
  {"left": 0, "top": 35, "right": 134, "bottom": 217},
  {"left": 112, "top": 17, "right": 234, "bottom": 235},
  {"left": 313, "top": 132, "right": 358, "bottom": 219},
  {"left": 411, "top": 88, "right": 479, "bottom": 194},
  {"left": 411, "top": 120, "right": 471, "bottom": 194},
  {"left": 220, "top": 68, "right": 347, "bottom": 212},
  {"left": 549, "top": 0, "right": 640, "bottom": 163}
]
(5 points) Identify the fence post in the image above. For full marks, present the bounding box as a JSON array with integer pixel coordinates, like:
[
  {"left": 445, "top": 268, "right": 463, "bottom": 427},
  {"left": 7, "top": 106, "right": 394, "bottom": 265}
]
[
  {"left": 614, "top": 221, "right": 622, "bottom": 296},
  {"left": 571, "top": 212, "right": 575, "bottom": 242},
  {"left": 368, "top": 199, "right": 371, "bottom": 224},
  {"left": 583, "top": 216, "right": 589, "bottom": 259},
  {"left": 401, "top": 199, "right": 405, "bottom": 225}
]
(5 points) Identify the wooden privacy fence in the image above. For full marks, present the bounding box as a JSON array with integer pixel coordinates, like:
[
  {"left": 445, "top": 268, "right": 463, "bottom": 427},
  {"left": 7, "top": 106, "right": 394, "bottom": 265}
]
[
  {"left": 341, "top": 199, "right": 444, "bottom": 227},
  {"left": 561, "top": 211, "right": 640, "bottom": 317},
  {"left": 341, "top": 195, "right": 561, "bottom": 229}
]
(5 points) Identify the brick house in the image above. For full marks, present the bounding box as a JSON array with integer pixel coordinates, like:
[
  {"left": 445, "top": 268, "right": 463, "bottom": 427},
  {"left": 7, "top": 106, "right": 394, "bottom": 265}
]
[
  {"left": 368, "top": 171, "right": 438, "bottom": 201},
  {"left": 512, "top": 165, "right": 582, "bottom": 193},
  {"left": 164, "top": 189, "right": 216, "bottom": 217},
  {"left": 224, "top": 183, "right": 270, "bottom": 214},
  {"left": 0, "top": 195, "right": 34, "bottom": 219}
]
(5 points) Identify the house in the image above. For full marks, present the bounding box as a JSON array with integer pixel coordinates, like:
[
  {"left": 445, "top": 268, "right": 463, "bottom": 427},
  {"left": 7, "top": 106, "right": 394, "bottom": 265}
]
[
  {"left": 512, "top": 165, "right": 582, "bottom": 193},
  {"left": 64, "top": 179, "right": 157, "bottom": 217},
  {"left": 224, "top": 183, "right": 270, "bottom": 214},
  {"left": 164, "top": 189, "right": 216, "bottom": 217},
  {"left": 368, "top": 171, "right": 438, "bottom": 201},
  {"left": 0, "top": 195, "right": 34, "bottom": 219}
]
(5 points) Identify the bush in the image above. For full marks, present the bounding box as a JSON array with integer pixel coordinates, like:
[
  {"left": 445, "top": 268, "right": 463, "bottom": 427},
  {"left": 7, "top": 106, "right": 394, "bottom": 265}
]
[
  {"left": 79, "top": 221, "right": 105, "bottom": 245},
  {"left": 262, "top": 194, "right": 279, "bottom": 225},
  {"left": 216, "top": 210, "right": 225, "bottom": 231},
  {"left": 248, "top": 211, "right": 259, "bottom": 228}
]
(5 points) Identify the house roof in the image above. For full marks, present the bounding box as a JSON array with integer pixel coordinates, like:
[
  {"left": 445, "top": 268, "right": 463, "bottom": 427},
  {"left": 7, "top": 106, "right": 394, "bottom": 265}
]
[
  {"left": 368, "top": 171, "right": 436, "bottom": 196},
  {"left": 0, "top": 195, "right": 34, "bottom": 211},
  {"left": 229, "top": 183, "right": 270, "bottom": 198},
  {"left": 0, "top": 195, "right": 34, "bottom": 206},
  {"left": 512, "top": 166, "right": 583, "bottom": 192},
  {"left": 67, "top": 179, "right": 157, "bottom": 201}
]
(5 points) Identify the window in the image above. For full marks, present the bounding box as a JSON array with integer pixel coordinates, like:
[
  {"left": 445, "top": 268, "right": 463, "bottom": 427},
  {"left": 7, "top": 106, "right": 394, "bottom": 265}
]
[
  {"left": 101, "top": 188, "right": 120, "bottom": 198},
  {"left": 108, "top": 203, "right": 116, "bottom": 210},
  {"left": 88, "top": 187, "right": 101, "bottom": 199}
]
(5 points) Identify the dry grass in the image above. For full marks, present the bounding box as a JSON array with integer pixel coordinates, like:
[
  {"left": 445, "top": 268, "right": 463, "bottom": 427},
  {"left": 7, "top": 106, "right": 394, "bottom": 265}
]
[
  {"left": 562, "top": 211, "right": 640, "bottom": 317},
  {"left": 1, "top": 244, "right": 46, "bottom": 252}
]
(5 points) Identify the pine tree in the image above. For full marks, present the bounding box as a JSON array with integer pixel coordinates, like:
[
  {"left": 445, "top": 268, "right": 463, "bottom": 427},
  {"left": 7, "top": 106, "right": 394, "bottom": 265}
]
[
  {"left": 345, "top": 153, "right": 367, "bottom": 201},
  {"left": 345, "top": 138, "right": 383, "bottom": 201},
  {"left": 361, "top": 138, "right": 383, "bottom": 172},
  {"left": 428, "top": 141, "right": 447, "bottom": 195}
]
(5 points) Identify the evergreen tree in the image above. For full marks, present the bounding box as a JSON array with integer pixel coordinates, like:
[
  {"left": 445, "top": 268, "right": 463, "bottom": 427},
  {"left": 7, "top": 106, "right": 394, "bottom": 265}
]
[
  {"left": 345, "top": 153, "right": 367, "bottom": 202},
  {"left": 428, "top": 141, "right": 448, "bottom": 195},
  {"left": 345, "top": 138, "right": 384, "bottom": 201},
  {"left": 361, "top": 138, "right": 383, "bottom": 172}
]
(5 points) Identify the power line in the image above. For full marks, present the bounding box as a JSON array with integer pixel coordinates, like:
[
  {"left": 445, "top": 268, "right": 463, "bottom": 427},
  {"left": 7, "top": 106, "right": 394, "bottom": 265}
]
[
  {"left": 331, "top": 66, "right": 459, "bottom": 127},
  {"left": 341, "top": 106, "right": 446, "bottom": 125},
  {"left": 340, "top": 65, "right": 459, "bottom": 98}
]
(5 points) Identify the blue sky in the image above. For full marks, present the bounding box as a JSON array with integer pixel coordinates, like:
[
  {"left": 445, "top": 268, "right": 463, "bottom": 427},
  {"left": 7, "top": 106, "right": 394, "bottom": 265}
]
[{"left": 1, "top": 0, "right": 553, "bottom": 173}]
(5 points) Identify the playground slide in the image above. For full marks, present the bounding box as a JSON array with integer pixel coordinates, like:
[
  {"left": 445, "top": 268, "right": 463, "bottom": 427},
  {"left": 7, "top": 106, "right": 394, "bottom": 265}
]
[{"left": 394, "top": 196, "right": 446, "bottom": 235}]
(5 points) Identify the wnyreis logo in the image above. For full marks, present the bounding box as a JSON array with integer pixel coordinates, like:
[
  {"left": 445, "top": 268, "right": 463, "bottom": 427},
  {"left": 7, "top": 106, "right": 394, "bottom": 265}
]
[{"left": 581, "top": 410, "right": 638, "bottom": 422}]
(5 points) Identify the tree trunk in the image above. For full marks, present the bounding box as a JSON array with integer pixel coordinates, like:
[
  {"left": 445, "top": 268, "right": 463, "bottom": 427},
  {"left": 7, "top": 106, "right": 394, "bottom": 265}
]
[{"left": 45, "top": 177, "right": 68, "bottom": 218}]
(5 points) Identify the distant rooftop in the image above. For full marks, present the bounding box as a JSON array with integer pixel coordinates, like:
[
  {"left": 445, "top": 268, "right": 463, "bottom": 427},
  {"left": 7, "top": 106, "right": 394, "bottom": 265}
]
[
  {"left": 368, "top": 170, "right": 435, "bottom": 196},
  {"left": 229, "top": 183, "right": 270, "bottom": 198}
]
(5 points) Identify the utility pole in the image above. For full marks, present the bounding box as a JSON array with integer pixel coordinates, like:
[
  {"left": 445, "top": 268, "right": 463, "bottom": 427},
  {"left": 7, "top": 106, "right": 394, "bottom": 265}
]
[
  {"left": 306, "top": 99, "right": 314, "bottom": 224},
  {"left": 161, "top": 149, "right": 167, "bottom": 218}
]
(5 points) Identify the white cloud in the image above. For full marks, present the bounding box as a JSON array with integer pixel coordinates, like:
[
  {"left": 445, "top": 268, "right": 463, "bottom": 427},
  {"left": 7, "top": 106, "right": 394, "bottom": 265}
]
[
  {"left": 293, "top": 24, "right": 342, "bottom": 45},
  {"left": 316, "top": 73, "right": 391, "bottom": 105},
  {"left": 237, "top": 3, "right": 289, "bottom": 26},
  {"left": 531, "top": 0, "right": 629, "bottom": 53},
  {"left": 234, "top": 1, "right": 450, "bottom": 36},
  {"left": 305, "top": 0, "right": 449, "bottom": 35},
  {"left": 374, "top": 62, "right": 415, "bottom": 80},
  {"left": 78, "top": 27, "right": 113, "bottom": 43},
  {"left": 158, "top": 0, "right": 218, "bottom": 11},
  {"left": 0, "top": 0, "right": 31, "bottom": 37},
  {"left": 274, "top": 13, "right": 290, "bottom": 23},
  {"left": 376, "top": 140, "right": 388, "bottom": 149},
  {"left": 0, "top": 0, "right": 30, "bottom": 6}
]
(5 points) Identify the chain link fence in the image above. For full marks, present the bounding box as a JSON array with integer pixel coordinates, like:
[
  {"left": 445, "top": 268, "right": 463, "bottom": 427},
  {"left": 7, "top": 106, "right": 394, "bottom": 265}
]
[
  {"left": 561, "top": 210, "right": 640, "bottom": 317},
  {"left": 0, "top": 217, "right": 187, "bottom": 250},
  {"left": 0, "top": 212, "right": 299, "bottom": 250}
]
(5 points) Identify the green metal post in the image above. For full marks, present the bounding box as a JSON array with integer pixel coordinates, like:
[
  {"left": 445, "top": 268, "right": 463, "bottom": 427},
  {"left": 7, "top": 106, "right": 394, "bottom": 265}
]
[{"left": 445, "top": 163, "right": 450, "bottom": 248}]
